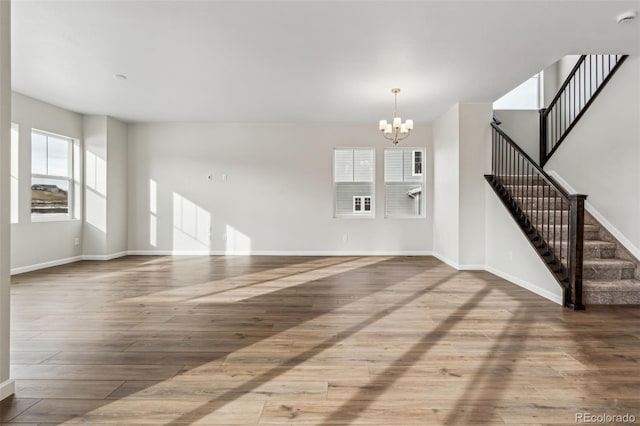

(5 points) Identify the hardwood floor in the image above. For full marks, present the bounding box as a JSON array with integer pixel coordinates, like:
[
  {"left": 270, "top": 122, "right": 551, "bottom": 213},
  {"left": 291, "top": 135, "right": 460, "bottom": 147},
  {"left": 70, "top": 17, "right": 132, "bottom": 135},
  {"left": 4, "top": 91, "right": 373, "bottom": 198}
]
[{"left": 2, "top": 255, "right": 640, "bottom": 425}]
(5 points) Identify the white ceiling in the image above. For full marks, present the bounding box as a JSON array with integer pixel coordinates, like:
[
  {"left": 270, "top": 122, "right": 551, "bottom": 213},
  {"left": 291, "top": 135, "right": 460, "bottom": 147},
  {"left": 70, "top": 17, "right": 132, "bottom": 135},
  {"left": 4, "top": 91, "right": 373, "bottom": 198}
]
[{"left": 11, "top": 0, "right": 640, "bottom": 124}]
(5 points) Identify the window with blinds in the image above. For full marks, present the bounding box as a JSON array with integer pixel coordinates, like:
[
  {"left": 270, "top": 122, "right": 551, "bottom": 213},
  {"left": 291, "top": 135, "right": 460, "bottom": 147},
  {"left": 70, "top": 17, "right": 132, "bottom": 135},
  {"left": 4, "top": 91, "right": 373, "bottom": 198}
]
[
  {"left": 334, "top": 148, "right": 374, "bottom": 218},
  {"left": 384, "top": 148, "right": 425, "bottom": 218}
]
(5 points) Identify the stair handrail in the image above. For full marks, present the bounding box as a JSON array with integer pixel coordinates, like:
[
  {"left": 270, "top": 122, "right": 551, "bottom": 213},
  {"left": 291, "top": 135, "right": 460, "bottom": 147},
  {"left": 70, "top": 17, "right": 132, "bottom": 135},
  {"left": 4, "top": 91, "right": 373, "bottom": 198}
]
[
  {"left": 539, "top": 54, "right": 628, "bottom": 166},
  {"left": 492, "top": 122, "right": 570, "bottom": 199},
  {"left": 489, "top": 121, "right": 586, "bottom": 309}
]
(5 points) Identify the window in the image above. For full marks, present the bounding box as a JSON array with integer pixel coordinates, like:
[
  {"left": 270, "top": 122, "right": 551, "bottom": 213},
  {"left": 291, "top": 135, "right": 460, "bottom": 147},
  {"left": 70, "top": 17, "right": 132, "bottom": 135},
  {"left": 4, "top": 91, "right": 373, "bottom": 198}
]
[
  {"left": 384, "top": 148, "right": 426, "bottom": 218},
  {"left": 493, "top": 72, "right": 542, "bottom": 110},
  {"left": 10, "top": 123, "right": 18, "bottom": 223},
  {"left": 412, "top": 150, "right": 423, "bottom": 176},
  {"left": 31, "top": 130, "right": 77, "bottom": 219},
  {"left": 334, "top": 148, "right": 374, "bottom": 218},
  {"left": 353, "top": 195, "right": 372, "bottom": 213}
]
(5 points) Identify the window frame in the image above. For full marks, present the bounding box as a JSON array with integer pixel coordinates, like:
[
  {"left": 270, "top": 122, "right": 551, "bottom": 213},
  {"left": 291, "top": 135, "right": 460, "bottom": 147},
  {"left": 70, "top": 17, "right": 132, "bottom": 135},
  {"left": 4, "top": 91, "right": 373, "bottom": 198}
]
[
  {"left": 384, "top": 147, "right": 426, "bottom": 219},
  {"left": 333, "top": 147, "right": 375, "bottom": 219},
  {"left": 30, "top": 129, "right": 78, "bottom": 222}
]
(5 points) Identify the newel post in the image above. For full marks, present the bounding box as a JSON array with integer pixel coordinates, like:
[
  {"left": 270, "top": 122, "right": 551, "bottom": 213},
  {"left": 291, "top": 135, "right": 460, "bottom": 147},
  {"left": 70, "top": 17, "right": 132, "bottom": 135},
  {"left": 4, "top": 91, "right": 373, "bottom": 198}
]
[{"left": 567, "top": 194, "right": 587, "bottom": 310}]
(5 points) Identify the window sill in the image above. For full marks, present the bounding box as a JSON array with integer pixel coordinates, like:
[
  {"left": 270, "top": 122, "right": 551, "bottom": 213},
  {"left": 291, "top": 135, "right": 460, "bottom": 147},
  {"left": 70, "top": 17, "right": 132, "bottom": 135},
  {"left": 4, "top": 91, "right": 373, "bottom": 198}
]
[
  {"left": 31, "top": 215, "right": 80, "bottom": 223},
  {"left": 385, "top": 216, "right": 427, "bottom": 220},
  {"left": 334, "top": 215, "right": 376, "bottom": 219}
]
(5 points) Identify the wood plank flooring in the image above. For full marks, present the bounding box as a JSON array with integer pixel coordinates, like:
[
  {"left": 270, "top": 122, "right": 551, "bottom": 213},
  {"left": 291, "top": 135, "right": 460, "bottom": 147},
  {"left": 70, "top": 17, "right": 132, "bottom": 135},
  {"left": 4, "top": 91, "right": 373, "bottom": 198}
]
[{"left": 2, "top": 255, "right": 640, "bottom": 425}]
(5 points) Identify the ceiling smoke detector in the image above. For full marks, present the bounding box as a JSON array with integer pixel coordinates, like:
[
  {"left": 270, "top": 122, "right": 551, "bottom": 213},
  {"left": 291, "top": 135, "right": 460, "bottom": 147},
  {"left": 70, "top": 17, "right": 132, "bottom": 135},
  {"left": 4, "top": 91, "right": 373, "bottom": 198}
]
[
  {"left": 113, "top": 74, "right": 128, "bottom": 80},
  {"left": 616, "top": 11, "right": 637, "bottom": 24}
]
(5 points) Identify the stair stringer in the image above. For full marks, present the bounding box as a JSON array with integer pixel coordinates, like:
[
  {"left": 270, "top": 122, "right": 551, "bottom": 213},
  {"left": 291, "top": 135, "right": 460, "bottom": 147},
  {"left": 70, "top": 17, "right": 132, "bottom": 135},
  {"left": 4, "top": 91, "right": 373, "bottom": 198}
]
[{"left": 484, "top": 181, "right": 563, "bottom": 305}]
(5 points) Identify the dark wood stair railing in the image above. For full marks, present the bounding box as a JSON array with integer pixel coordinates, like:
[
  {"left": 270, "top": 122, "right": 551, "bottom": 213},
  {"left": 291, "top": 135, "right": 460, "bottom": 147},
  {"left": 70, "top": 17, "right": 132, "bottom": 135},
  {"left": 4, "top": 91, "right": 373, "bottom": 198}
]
[
  {"left": 540, "top": 54, "right": 628, "bottom": 167},
  {"left": 486, "top": 121, "right": 586, "bottom": 309}
]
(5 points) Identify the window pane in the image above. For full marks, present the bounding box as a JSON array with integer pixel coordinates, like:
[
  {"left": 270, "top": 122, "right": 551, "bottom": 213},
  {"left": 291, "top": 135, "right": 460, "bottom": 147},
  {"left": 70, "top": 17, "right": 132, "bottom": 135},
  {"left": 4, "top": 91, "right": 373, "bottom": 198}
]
[
  {"left": 48, "top": 136, "right": 70, "bottom": 177},
  {"left": 353, "top": 149, "right": 373, "bottom": 182},
  {"left": 31, "top": 177, "right": 69, "bottom": 215},
  {"left": 384, "top": 149, "right": 403, "bottom": 182},
  {"left": 334, "top": 149, "right": 354, "bottom": 182},
  {"left": 32, "top": 132, "right": 47, "bottom": 175},
  {"left": 413, "top": 151, "right": 423, "bottom": 176},
  {"left": 493, "top": 74, "right": 540, "bottom": 110},
  {"left": 385, "top": 183, "right": 423, "bottom": 217},
  {"left": 364, "top": 197, "right": 371, "bottom": 211}
]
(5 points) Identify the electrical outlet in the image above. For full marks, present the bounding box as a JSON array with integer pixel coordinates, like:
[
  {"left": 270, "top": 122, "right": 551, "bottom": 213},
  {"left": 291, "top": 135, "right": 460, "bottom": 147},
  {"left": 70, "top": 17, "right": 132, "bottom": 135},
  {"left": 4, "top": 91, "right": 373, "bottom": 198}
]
[
  {"left": 222, "top": 174, "right": 228, "bottom": 181},
  {"left": 74, "top": 237, "right": 80, "bottom": 246}
]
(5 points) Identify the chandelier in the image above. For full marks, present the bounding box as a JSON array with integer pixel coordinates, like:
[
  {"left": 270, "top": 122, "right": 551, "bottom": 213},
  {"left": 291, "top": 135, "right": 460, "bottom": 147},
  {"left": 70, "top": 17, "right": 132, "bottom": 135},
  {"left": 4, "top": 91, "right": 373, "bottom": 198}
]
[{"left": 379, "top": 88, "right": 413, "bottom": 145}]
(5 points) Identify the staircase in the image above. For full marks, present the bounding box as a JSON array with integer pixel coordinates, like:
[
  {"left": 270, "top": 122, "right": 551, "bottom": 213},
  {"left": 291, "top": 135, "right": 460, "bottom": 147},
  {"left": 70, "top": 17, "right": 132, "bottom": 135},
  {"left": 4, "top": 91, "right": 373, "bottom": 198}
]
[
  {"left": 486, "top": 53, "right": 636, "bottom": 309},
  {"left": 502, "top": 176, "right": 640, "bottom": 304}
]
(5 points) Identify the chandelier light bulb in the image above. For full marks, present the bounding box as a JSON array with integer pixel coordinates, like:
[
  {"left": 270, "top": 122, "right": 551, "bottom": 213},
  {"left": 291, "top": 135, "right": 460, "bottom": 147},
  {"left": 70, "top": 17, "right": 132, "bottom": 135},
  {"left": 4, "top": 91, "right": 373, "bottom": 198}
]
[{"left": 379, "top": 88, "right": 413, "bottom": 145}]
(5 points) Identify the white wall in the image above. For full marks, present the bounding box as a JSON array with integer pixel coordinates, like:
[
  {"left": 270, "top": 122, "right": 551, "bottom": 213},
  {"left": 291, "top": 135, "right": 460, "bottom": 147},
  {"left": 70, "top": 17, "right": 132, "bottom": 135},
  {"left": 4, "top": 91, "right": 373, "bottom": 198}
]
[
  {"left": 10, "top": 93, "right": 83, "bottom": 273},
  {"left": 458, "top": 104, "right": 492, "bottom": 267},
  {"left": 432, "top": 105, "right": 460, "bottom": 265},
  {"left": 546, "top": 55, "right": 640, "bottom": 258},
  {"left": 127, "top": 123, "right": 433, "bottom": 255},
  {"left": 542, "top": 60, "right": 559, "bottom": 107},
  {"left": 432, "top": 103, "right": 492, "bottom": 268},
  {"left": 82, "top": 115, "right": 107, "bottom": 256},
  {"left": 83, "top": 115, "right": 129, "bottom": 258},
  {"left": 493, "top": 109, "right": 539, "bottom": 161},
  {"left": 106, "top": 117, "right": 128, "bottom": 255},
  {"left": 0, "top": 0, "right": 13, "bottom": 401},
  {"left": 484, "top": 186, "right": 562, "bottom": 304}
]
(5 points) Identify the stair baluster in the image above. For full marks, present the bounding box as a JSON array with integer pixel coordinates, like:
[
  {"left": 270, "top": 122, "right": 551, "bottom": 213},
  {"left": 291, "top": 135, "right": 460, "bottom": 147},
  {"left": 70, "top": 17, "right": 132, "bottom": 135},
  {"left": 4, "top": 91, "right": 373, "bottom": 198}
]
[{"left": 486, "top": 122, "right": 586, "bottom": 309}]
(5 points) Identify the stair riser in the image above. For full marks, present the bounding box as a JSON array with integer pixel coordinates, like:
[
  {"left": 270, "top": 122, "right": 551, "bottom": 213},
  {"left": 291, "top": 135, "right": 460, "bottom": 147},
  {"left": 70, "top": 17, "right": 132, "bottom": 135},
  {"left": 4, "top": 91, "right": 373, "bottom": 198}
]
[
  {"left": 505, "top": 186, "right": 564, "bottom": 198},
  {"left": 548, "top": 244, "right": 615, "bottom": 260},
  {"left": 530, "top": 228, "right": 600, "bottom": 241},
  {"left": 583, "top": 266, "right": 635, "bottom": 281},
  {"left": 585, "top": 291, "right": 640, "bottom": 305},
  {"left": 498, "top": 176, "right": 546, "bottom": 186},
  {"left": 520, "top": 198, "right": 565, "bottom": 210},
  {"left": 525, "top": 211, "right": 598, "bottom": 226},
  {"left": 583, "top": 245, "right": 615, "bottom": 259}
]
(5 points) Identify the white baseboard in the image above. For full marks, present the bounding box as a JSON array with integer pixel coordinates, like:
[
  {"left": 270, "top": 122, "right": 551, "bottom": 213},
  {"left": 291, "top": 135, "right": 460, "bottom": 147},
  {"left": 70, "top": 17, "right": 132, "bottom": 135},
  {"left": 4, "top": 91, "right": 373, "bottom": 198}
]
[
  {"left": 0, "top": 379, "right": 15, "bottom": 401},
  {"left": 485, "top": 265, "right": 563, "bottom": 305},
  {"left": 431, "top": 252, "right": 483, "bottom": 271},
  {"left": 431, "top": 252, "right": 459, "bottom": 269},
  {"left": 432, "top": 250, "right": 560, "bottom": 304},
  {"left": 128, "top": 250, "right": 434, "bottom": 256},
  {"left": 82, "top": 251, "right": 128, "bottom": 261},
  {"left": 10, "top": 255, "right": 82, "bottom": 275},
  {"left": 460, "top": 264, "right": 486, "bottom": 271},
  {"left": 547, "top": 170, "right": 640, "bottom": 261}
]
